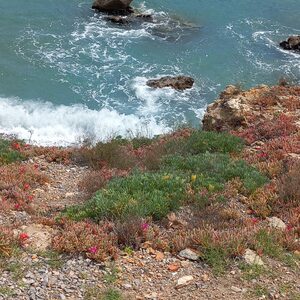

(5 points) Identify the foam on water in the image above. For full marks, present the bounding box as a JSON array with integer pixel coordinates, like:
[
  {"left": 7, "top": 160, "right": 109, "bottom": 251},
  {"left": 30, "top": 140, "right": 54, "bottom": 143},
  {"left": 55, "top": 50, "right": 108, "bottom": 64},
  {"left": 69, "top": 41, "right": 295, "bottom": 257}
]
[
  {"left": 0, "top": 97, "right": 169, "bottom": 146},
  {"left": 1, "top": 0, "right": 299, "bottom": 145}
]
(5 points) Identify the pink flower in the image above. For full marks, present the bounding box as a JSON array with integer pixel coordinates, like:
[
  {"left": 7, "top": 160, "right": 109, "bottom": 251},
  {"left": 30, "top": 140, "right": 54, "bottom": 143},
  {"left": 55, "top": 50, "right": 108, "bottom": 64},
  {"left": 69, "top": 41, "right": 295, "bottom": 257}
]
[
  {"left": 286, "top": 225, "right": 293, "bottom": 232},
  {"left": 250, "top": 218, "right": 259, "bottom": 225},
  {"left": 14, "top": 203, "right": 21, "bottom": 210},
  {"left": 88, "top": 246, "right": 98, "bottom": 254},
  {"left": 141, "top": 223, "right": 149, "bottom": 231},
  {"left": 19, "top": 233, "right": 29, "bottom": 240},
  {"left": 23, "top": 183, "right": 30, "bottom": 191}
]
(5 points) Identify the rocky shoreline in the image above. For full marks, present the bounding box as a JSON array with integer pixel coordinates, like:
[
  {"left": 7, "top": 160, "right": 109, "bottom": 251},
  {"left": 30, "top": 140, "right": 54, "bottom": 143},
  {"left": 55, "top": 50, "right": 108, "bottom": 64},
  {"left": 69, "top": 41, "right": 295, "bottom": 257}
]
[{"left": 1, "top": 84, "right": 300, "bottom": 299}]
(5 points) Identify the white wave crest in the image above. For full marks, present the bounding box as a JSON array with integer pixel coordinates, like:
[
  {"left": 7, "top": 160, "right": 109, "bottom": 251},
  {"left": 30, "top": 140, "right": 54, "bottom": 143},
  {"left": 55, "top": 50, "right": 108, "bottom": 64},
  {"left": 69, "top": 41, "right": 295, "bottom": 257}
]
[{"left": 0, "top": 97, "right": 169, "bottom": 146}]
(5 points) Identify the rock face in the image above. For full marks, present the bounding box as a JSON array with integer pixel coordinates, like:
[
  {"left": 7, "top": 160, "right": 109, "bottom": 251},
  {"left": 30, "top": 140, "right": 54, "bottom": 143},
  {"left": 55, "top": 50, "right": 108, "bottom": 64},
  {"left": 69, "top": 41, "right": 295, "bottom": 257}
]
[
  {"left": 202, "top": 84, "right": 300, "bottom": 132},
  {"left": 202, "top": 85, "right": 251, "bottom": 132},
  {"left": 279, "top": 36, "right": 300, "bottom": 51},
  {"left": 146, "top": 76, "right": 194, "bottom": 91},
  {"left": 92, "top": 0, "right": 133, "bottom": 13}
]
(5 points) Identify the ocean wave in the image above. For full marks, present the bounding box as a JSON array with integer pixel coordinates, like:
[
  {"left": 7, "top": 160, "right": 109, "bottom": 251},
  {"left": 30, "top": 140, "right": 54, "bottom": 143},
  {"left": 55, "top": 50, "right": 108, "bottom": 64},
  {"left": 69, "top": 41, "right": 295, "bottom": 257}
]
[{"left": 0, "top": 97, "right": 169, "bottom": 146}]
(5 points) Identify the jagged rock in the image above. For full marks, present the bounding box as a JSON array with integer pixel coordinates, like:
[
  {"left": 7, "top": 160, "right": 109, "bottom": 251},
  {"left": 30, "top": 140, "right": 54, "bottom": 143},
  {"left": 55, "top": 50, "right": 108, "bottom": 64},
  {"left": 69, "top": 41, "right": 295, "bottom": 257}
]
[
  {"left": 267, "top": 217, "right": 287, "bottom": 230},
  {"left": 243, "top": 249, "right": 264, "bottom": 266},
  {"left": 202, "top": 85, "right": 249, "bottom": 131},
  {"left": 179, "top": 249, "right": 199, "bottom": 261},
  {"left": 202, "top": 85, "right": 272, "bottom": 132},
  {"left": 176, "top": 275, "right": 194, "bottom": 288},
  {"left": 92, "top": 0, "right": 134, "bottom": 14},
  {"left": 146, "top": 76, "right": 194, "bottom": 91},
  {"left": 280, "top": 36, "right": 300, "bottom": 51}
]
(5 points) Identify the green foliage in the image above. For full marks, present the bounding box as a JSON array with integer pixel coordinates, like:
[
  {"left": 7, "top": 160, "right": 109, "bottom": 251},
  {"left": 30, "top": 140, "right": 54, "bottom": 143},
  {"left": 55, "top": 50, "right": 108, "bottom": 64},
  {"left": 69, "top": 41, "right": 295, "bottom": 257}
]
[
  {"left": 101, "top": 288, "right": 123, "bottom": 300},
  {"left": 254, "top": 229, "right": 285, "bottom": 259},
  {"left": 65, "top": 172, "right": 187, "bottom": 221},
  {"left": 166, "top": 131, "right": 244, "bottom": 155},
  {"left": 201, "top": 245, "right": 228, "bottom": 274},
  {"left": 0, "top": 139, "right": 24, "bottom": 165},
  {"left": 162, "top": 154, "right": 268, "bottom": 194},
  {"left": 65, "top": 152, "right": 267, "bottom": 221}
]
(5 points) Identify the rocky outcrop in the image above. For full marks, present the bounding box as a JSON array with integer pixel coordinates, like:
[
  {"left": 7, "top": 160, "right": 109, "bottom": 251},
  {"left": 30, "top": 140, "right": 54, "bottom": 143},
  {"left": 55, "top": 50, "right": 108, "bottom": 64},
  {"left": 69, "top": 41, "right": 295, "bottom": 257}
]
[
  {"left": 202, "top": 85, "right": 252, "bottom": 132},
  {"left": 146, "top": 76, "right": 194, "bottom": 91},
  {"left": 279, "top": 35, "right": 300, "bottom": 52},
  {"left": 202, "top": 84, "right": 300, "bottom": 132},
  {"left": 92, "top": 0, "right": 133, "bottom": 14}
]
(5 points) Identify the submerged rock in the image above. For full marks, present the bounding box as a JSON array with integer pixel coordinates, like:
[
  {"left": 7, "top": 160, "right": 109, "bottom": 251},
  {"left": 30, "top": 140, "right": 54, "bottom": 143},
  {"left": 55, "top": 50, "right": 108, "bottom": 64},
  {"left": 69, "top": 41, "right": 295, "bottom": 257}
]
[
  {"left": 146, "top": 76, "right": 194, "bottom": 91},
  {"left": 105, "top": 15, "right": 129, "bottom": 25},
  {"left": 279, "top": 36, "right": 300, "bottom": 52},
  {"left": 92, "top": 0, "right": 134, "bottom": 14}
]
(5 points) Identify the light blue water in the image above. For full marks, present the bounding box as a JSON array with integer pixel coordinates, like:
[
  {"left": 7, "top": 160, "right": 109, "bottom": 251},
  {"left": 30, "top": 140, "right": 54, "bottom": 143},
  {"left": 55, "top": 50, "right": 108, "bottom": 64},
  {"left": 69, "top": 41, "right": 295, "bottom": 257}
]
[{"left": 0, "top": 0, "right": 299, "bottom": 145}]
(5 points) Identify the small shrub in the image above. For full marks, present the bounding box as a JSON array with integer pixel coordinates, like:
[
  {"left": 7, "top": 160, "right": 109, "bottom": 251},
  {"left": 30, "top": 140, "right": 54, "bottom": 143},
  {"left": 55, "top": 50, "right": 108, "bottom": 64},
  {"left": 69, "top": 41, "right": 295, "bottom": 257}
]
[
  {"left": 278, "top": 161, "right": 300, "bottom": 205},
  {"left": 73, "top": 139, "right": 135, "bottom": 170},
  {"left": 0, "top": 139, "right": 24, "bottom": 165},
  {"left": 0, "top": 227, "right": 16, "bottom": 257},
  {"left": 183, "top": 131, "right": 244, "bottom": 154},
  {"left": 52, "top": 220, "right": 118, "bottom": 261},
  {"left": 0, "top": 164, "right": 49, "bottom": 211}
]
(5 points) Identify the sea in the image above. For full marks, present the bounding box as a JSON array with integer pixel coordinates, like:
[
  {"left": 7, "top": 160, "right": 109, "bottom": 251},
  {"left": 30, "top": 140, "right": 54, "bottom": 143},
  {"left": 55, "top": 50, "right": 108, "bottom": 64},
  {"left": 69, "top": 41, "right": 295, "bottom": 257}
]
[{"left": 0, "top": 0, "right": 299, "bottom": 145}]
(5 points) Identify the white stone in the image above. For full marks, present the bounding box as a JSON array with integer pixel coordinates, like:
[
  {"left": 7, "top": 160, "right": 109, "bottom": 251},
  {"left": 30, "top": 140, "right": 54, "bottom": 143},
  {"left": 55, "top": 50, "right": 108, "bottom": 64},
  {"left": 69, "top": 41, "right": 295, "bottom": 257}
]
[
  {"left": 243, "top": 249, "right": 264, "bottom": 266},
  {"left": 179, "top": 249, "right": 199, "bottom": 261},
  {"left": 176, "top": 275, "right": 194, "bottom": 287},
  {"left": 267, "top": 217, "right": 287, "bottom": 230}
]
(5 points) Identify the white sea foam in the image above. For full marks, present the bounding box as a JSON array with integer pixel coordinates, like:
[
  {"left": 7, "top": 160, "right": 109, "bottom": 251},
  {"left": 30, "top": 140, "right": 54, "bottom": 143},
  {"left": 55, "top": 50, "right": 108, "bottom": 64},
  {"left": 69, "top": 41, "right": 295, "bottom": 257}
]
[{"left": 0, "top": 97, "right": 169, "bottom": 146}]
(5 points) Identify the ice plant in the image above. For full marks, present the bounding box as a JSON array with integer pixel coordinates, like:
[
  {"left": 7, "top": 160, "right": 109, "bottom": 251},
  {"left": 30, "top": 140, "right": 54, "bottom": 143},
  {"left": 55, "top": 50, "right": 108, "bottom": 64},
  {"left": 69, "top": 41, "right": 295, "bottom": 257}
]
[
  {"left": 23, "top": 183, "right": 30, "bottom": 191},
  {"left": 141, "top": 223, "right": 149, "bottom": 232},
  {"left": 19, "top": 233, "right": 29, "bottom": 241},
  {"left": 88, "top": 246, "right": 98, "bottom": 254}
]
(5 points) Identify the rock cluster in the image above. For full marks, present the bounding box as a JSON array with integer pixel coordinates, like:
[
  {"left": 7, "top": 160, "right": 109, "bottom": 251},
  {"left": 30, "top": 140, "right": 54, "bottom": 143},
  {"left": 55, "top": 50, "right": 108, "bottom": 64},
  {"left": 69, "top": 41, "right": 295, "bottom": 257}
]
[
  {"left": 92, "top": 0, "right": 133, "bottom": 14},
  {"left": 280, "top": 36, "right": 300, "bottom": 52},
  {"left": 146, "top": 76, "right": 194, "bottom": 91}
]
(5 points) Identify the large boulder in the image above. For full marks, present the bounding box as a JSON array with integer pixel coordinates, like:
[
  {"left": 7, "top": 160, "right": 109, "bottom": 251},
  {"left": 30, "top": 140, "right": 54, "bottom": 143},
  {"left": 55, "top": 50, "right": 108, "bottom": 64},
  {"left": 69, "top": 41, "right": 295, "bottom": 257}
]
[
  {"left": 279, "top": 35, "right": 300, "bottom": 51},
  {"left": 92, "top": 0, "right": 133, "bottom": 14},
  {"left": 146, "top": 76, "right": 194, "bottom": 91}
]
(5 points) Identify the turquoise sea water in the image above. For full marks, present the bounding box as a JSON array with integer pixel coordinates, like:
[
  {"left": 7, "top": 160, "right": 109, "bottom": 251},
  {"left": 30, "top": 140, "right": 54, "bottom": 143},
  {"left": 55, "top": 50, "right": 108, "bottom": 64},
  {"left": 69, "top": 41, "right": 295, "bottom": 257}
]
[{"left": 0, "top": 0, "right": 299, "bottom": 145}]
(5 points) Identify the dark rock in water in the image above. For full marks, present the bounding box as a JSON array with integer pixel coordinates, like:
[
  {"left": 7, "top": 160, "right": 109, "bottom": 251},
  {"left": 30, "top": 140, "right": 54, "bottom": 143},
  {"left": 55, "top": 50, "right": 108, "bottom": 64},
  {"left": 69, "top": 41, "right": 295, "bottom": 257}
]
[
  {"left": 105, "top": 15, "right": 129, "bottom": 25},
  {"left": 135, "top": 14, "right": 153, "bottom": 22},
  {"left": 146, "top": 76, "right": 194, "bottom": 91},
  {"left": 92, "top": 0, "right": 134, "bottom": 14},
  {"left": 279, "top": 35, "right": 300, "bottom": 51}
]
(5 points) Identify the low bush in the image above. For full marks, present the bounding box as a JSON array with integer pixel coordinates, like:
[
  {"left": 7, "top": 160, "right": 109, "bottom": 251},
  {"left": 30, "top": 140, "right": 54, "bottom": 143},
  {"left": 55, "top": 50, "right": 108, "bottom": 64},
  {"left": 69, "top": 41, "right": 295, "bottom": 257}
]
[
  {"left": 0, "top": 139, "right": 24, "bottom": 165},
  {"left": 65, "top": 153, "right": 267, "bottom": 222},
  {"left": 0, "top": 227, "right": 16, "bottom": 257},
  {"left": 52, "top": 220, "right": 118, "bottom": 261},
  {"left": 0, "top": 164, "right": 49, "bottom": 211}
]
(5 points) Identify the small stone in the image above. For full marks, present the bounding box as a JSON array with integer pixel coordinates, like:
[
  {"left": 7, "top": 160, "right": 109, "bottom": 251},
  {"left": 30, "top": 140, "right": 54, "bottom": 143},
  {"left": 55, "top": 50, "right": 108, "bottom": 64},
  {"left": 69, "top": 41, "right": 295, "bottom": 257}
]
[
  {"left": 267, "top": 217, "right": 287, "bottom": 230},
  {"left": 179, "top": 249, "right": 199, "bottom": 261},
  {"left": 243, "top": 249, "right": 264, "bottom": 266},
  {"left": 231, "top": 286, "right": 242, "bottom": 293},
  {"left": 294, "top": 250, "right": 300, "bottom": 257},
  {"left": 168, "top": 263, "right": 180, "bottom": 272},
  {"left": 201, "top": 274, "right": 209, "bottom": 282},
  {"left": 176, "top": 275, "right": 194, "bottom": 288},
  {"left": 65, "top": 192, "right": 75, "bottom": 198},
  {"left": 155, "top": 252, "right": 164, "bottom": 261},
  {"left": 144, "top": 292, "right": 158, "bottom": 299},
  {"left": 123, "top": 284, "right": 132, "bottom": 289}
]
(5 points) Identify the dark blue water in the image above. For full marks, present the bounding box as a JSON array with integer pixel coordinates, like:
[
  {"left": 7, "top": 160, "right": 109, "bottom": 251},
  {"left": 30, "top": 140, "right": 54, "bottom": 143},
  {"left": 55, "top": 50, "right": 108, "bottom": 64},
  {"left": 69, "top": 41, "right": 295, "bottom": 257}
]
[{"left": 0, "top": 0, "right": 299, "bottom": 145}]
